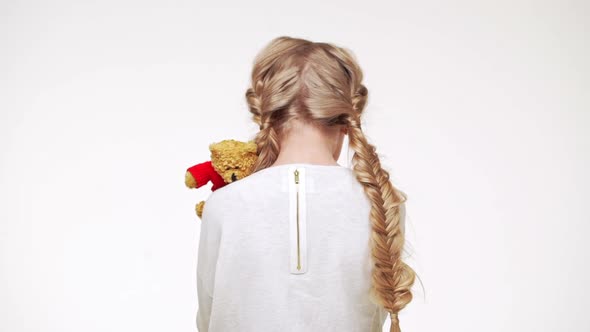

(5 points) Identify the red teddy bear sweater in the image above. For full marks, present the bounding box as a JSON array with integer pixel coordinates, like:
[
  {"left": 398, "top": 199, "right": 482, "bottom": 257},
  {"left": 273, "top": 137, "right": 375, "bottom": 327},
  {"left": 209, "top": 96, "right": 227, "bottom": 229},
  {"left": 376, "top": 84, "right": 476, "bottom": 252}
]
[{"left": 186, "top": 161, "right": 227, "bottom": 191}]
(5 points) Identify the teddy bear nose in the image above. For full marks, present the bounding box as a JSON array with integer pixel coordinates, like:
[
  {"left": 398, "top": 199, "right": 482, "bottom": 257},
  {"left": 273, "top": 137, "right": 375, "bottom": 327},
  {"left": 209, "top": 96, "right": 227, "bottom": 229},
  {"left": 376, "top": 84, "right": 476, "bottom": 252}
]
[{"left": 231, "top": 173, "right": 237, "bottom": 182}]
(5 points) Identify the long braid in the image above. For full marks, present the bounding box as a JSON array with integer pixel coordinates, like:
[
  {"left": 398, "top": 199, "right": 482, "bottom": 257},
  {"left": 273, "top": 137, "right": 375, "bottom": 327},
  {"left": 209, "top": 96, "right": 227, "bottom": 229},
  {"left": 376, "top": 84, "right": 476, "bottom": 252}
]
[{"left": 348, "top": 90, "right": 415, "bottom": 332}]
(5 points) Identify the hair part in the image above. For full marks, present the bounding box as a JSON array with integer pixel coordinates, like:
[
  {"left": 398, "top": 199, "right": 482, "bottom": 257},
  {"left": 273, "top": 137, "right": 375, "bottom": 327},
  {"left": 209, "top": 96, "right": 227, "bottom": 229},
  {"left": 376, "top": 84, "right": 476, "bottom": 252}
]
[{"left": 245, "top": 35, "right": 418, "bottom": 331}]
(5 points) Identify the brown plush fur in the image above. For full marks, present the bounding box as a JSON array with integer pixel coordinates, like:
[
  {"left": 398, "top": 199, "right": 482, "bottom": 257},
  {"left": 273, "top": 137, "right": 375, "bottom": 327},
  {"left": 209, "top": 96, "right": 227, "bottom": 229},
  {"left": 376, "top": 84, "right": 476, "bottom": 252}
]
[{"left": 185, "top": 139, "right": 258, "bottom": 218}]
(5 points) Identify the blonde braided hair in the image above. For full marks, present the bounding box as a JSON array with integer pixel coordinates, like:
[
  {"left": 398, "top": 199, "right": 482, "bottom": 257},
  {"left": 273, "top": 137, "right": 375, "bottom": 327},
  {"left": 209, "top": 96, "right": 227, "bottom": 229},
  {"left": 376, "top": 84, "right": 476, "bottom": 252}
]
[{"left": 245, "top": 36, "right": 417, "bottom": 331}]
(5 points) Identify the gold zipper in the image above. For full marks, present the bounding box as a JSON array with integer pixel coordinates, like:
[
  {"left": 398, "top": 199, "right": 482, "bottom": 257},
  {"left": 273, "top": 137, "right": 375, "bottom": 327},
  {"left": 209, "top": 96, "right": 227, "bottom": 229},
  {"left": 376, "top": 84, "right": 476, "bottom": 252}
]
[{"left": 294, "top": 169, "right": 301, "bottom": 271}]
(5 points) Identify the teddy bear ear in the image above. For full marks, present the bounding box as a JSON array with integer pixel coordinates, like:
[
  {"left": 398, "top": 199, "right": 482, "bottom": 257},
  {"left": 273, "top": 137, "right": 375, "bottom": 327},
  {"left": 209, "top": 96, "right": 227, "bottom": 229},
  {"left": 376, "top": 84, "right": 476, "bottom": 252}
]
[{"left": 208, "top": 140, "right": 222, "bottom": 152}]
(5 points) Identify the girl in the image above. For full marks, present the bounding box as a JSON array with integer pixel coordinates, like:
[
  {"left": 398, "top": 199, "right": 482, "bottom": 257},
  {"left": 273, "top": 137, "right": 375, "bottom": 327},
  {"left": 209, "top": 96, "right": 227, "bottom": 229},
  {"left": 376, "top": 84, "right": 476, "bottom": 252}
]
[{"left": 196, "top": 36, "right": 416, "bottom": 332}]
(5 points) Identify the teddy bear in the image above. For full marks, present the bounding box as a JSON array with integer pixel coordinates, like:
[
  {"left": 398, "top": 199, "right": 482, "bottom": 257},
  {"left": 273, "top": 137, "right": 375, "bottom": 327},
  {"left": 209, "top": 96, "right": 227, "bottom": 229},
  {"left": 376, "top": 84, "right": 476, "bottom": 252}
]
[{"left": 185, "top": 139, "right": 258, "bottom": 219}]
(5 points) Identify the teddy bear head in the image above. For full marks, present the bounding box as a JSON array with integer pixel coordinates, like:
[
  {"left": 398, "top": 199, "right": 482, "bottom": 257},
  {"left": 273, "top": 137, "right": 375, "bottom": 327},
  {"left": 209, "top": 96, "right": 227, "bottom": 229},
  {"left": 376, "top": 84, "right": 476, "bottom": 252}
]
[{"left": 209, "top": 139, "right": 258, "bottom": 184}]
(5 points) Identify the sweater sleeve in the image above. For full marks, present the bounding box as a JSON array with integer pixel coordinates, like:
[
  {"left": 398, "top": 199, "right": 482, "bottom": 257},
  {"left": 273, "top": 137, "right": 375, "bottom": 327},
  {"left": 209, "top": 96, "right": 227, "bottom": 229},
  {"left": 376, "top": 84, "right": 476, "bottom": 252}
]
[{"left": 196, "top": 195, "right": 223, "bottom": 332}]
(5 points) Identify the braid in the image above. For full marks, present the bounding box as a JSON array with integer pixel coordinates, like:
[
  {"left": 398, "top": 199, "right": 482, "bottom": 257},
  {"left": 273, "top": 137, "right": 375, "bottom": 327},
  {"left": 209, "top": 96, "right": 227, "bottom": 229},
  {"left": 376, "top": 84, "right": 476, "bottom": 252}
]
[
  {"left": 390, "top": 312, "right": 399, "bottom": 328},
  {"left": 253, "top": 113, "right": 280, "bottom": 172},
  {"left": 245, "top": 84, "right": 263, "bottom": 125},
  {"left": 348, "top": 101, "right": 415, "bottom": 332},
  {"left": 245, "top": 40, "right": 304, "bottom": 172},
  {"left": 245, "top": 81, "right": 281, "bottom": 172},
  {"left": 351, "top": 84, "right": 368, "bottom": 117}
]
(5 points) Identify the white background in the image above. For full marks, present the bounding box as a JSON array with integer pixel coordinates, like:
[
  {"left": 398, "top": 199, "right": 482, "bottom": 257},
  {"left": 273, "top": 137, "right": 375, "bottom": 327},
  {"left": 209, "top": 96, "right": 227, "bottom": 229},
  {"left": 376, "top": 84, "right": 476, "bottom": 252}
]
[{"left": 1, "top": 1, "right": 588, "bottom": 331}]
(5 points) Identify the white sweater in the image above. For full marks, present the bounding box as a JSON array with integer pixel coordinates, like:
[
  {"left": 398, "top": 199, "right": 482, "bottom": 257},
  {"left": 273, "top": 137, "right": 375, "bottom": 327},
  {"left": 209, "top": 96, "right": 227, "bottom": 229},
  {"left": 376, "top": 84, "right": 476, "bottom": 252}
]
[{"left": 196, "top": 162, "right": 406, "bottom": 332}]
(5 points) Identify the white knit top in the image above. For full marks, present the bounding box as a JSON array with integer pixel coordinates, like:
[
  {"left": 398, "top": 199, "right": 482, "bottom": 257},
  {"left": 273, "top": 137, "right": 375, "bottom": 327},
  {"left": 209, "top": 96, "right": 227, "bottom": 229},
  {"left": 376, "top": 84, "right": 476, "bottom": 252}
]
[{"left": 196, "top": 163, "right": 406, "bottom": 332}]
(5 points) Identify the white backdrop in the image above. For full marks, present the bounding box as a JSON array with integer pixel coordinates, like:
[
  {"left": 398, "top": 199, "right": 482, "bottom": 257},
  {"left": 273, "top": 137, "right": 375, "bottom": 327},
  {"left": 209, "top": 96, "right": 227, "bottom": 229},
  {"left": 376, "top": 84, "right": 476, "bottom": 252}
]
[{"left": 1, "top": 1, "right": 588, "bottom": 331}]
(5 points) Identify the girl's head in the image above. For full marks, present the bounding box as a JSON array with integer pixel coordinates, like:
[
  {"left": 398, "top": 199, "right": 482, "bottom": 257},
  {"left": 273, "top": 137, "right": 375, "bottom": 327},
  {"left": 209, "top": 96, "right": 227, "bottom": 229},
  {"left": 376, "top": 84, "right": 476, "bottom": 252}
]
[
  {"left": 245, "top": 35, "right": 417, "bottom": 332},
  {"left": 246, "top": 36, "right": 366, "bottom": 171}
]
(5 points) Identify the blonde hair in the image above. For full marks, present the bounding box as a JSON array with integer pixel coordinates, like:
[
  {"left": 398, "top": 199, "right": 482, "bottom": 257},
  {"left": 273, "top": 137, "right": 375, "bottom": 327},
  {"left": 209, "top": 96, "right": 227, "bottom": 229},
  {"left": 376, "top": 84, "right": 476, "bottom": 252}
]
[{"left": 245, "top": 36, "right": 417, "bottom": 331}]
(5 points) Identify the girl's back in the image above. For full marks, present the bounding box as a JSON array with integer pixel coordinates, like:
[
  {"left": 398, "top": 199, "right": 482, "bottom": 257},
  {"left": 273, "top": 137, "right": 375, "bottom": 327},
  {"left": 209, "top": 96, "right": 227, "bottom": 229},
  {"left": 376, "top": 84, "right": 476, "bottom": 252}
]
[{"left": 196, "top": 163, "right": 395, "bottom": 331}]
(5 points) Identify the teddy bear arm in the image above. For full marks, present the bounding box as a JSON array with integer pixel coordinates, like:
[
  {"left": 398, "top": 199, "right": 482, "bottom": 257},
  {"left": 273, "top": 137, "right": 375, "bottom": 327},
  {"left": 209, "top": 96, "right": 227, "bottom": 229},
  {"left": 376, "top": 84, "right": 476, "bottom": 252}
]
[{"left": 186, "top": 162, "right": 214, "bottom": 189}]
